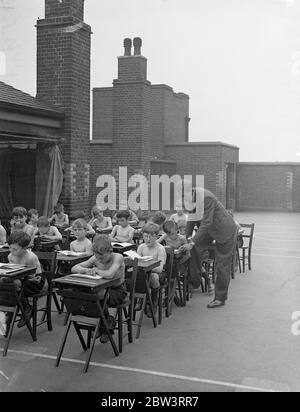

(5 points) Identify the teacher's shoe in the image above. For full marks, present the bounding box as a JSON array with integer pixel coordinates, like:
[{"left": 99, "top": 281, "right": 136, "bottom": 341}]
[{"left": 207, "top": 300, "right": 225, "bottom": 309}]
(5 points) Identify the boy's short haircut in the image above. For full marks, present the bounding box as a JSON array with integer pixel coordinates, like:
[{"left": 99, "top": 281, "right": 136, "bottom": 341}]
[
  {"left": 72, "top": 210, "right": 86, "bottom": 220},
  {"left": 143, "top": 223, "right": 160, "bottom": 236},
  {"left": 116, "top": 210, "right": 130, "bottom": 220},
  {"left": 163, "top": 220, "right": 177, "bottom": 234},
  {"left": 138, "top": 211, "right": 151, "bottom": 222},
  {"left": 178, "top": 220, "right": 187, "bottom": 228},
  {"left": 54, "top": 203, "right": 64, "bottom": 213},
  {"left": 8, "top": 231, "right": 31, "bottom": 248},
  {"left": 12, "top": 207, "right": 27, "bottom": 218},
  {"left": 92, "top": 235, "right": 113, "bottom": 254},
  {"left": 28, "top": 209, "right": 38, "bottom": 218},
  {"left": 152, "top": 212, "right": 167, "bottom": 226},
  {"left": 37, "top": 216, "right": 50, "bottom": 228},
  {"left": 72, "top": 219, "right": 87, "bottom": 230},
  {"left": 91, "top": 205, "right": 102, "bottom": 216}
]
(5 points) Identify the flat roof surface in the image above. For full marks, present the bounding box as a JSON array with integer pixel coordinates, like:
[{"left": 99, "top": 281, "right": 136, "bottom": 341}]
[{"left": 1, "top": 212, "right": 300, "bottom": 392}]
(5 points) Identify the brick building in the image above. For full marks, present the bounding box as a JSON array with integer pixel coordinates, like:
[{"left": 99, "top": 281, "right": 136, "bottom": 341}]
[
  {"left": 91, "top": 38, "right": 239, "bottom": 211},
  {"left": 36, "top": 0, "right": 91, "bottom": 215}
]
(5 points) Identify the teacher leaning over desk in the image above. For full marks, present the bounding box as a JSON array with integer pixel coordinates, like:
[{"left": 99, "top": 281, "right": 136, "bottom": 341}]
[{"left": 184, "top": 188, "right": 237, "bottom": 309}]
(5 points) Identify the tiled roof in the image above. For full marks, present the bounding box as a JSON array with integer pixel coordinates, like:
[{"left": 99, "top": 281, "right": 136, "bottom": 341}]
[{"left": 0, "top": 81, "right": 64, "bottom": 116}]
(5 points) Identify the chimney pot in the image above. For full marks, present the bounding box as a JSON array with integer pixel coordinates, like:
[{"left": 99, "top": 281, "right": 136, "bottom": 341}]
[
  {"left": 124, "top": 38, "right": 132, "bottom": 56},
  {"left": 133, "top": 37, "right": 142, "bottom": 55}
]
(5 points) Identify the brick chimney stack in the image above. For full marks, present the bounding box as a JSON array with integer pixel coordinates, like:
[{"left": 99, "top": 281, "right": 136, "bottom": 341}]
[
  {"left": 45, "top": 0, "right": 84, "bottom": 20},
  {"left": 36, "top": 0, "right": 92, "bottom": 214},
  {"left": 117, "top": 37, "right": 147, "bottom": 82},
  {"left": 112, "top": 38, "right": 152, "bottom": 204}
]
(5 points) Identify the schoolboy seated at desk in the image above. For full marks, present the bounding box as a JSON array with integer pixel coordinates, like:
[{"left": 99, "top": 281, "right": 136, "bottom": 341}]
[
  {"left": 72, "top": 235, "right": 127, "bottom": 343},
  {"left": 158, "top": 220, "right": 190, "bottom": 274},
  {"left": 5, "top": 231, "right": 43, "bottom": 328},
  {"left": 137, "top": 223, "right": 167, "bottom": 318},
  {"left": 110, "top": 211, "right": 135, "bottom": 244},
  {"left": 159, "top": 222, "right": 213, "bottom": 294},
  {"left": 35, "top": 217, "right": 63, "bottom": 243},
  {"left": 70, "top": 219, "right": 93, "bottom": 255},
  {"left": 112, "top": 209, "right": 139, "bottom": 227},
  {"left": 137, "top": 211, "right": 151, "bottom": 227},
  {"left": 158, "top": 220, "right": 189, "bottom": 253},
  {"left": 151, "top": 212, "right": 167, "bottom": 236},
  {"left": 169, "top": 207, "right": 188, "bottom": 227},
  {"left": 88, "top": 206, "right": 113, "bottom": 233},
  {"left": 68, "top": 211, "right": 95, "bottom": 237},
  {"left": 49, "top": 203, "right": 69, "bottom": 229},
  {"left": 10, "top": 207, "right": 35, "bottom": 247},
  {"left": 28, "top": 209, "right": 39, "bottom": 230},
  {"left": 0, "top": 219, "right": 7, "bottom": 245}
]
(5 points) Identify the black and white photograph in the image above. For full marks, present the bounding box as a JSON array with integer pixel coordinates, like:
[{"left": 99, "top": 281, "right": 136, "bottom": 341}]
[{"left": 0, "top": 0, "right": 300, "bottom": 395}]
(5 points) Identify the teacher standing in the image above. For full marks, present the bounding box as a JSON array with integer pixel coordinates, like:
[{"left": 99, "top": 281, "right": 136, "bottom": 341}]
[{"left": 187, "top": 188, "right": 237, "bottom": 309}]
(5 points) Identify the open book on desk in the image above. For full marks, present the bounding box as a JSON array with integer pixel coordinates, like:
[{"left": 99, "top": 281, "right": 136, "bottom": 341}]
[
  {"left": 59, "top": 251, "right": 89, "bottom": 257},
  {"left": 68, "top": 273, "right": 103, "bottom": 281},
  {"left": 0, "top": 263, "right": 26, "bottom": 274},
  {"left": 124, "top": 251, "right": 153, "bottom": 262},
  {"left": 111, "top": 242, "right": 133, "bottom": 248}
]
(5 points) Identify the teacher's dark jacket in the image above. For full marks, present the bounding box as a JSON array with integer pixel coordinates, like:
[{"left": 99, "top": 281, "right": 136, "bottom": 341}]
[{"left": 193, "top": 189, "right": 236, "bottom": 245}]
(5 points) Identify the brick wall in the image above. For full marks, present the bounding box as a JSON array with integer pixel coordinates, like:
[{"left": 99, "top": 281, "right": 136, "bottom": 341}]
[
  {"left": 237, "top": 163, "right": 300, "bottom": 212},
  {"left": 140, "top": 85, "right": 167, "bottom": 171},
  {"left": 163, "top": 87, "right": 189, "bottom": 144},
  {"left": 36, "top": 0, "right": 91, "bottom": 214},
  {"left": 118, "top": 56, "right": 147, "bottom": 82},
  {"left": 93, "top": 88, "right": 114, "bottom": 141},
  {"left": 165, "top": 143, "right": 239, "bottom": 205},
  {"left": 111, "top": 81, "right": 144, "bottom": 175},
  {"left": 89, "top": 142, "right": 113, "bottom": 212}
]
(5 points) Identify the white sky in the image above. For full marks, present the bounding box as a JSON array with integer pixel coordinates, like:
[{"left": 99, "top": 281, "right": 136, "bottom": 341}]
[{"left": 0, "top": 0, "right": 300, "bottom": 162}]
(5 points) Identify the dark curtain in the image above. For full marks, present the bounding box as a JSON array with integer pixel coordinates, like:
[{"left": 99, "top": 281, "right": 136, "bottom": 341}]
[
  {"left": 11, "top": 150, "right": 36, "bottom": 209},
  {"left": 0, "top": 145, "right": 64, "bottom": 223},
  {"left": 0, "top": 150, "right": 14, "bottom": 218},
  {"left": 36, "top": 145, "right": 64, "bottom": 217}
]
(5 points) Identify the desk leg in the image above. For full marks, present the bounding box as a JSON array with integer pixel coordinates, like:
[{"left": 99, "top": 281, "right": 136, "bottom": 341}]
[
  {"left": 3, "top": 307, "right": 18, "bottom": 357},
  {"left": 83, "top": 318, "right": 101, "bottom": 374},
  {"left": 18, "top": 280, "right": 37, "bottom": 342},
  {"left": 55, "top": 317, "right": 72, "bottom": 367},
  {"left": 73, "top": 321, "right": 88, "bottom": 351},
  {"left": 97, "top": 290, "right": 119, "bottom": 357},
  {"left": 145, "top": 279, "right": 157, "bottom": 329}
]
